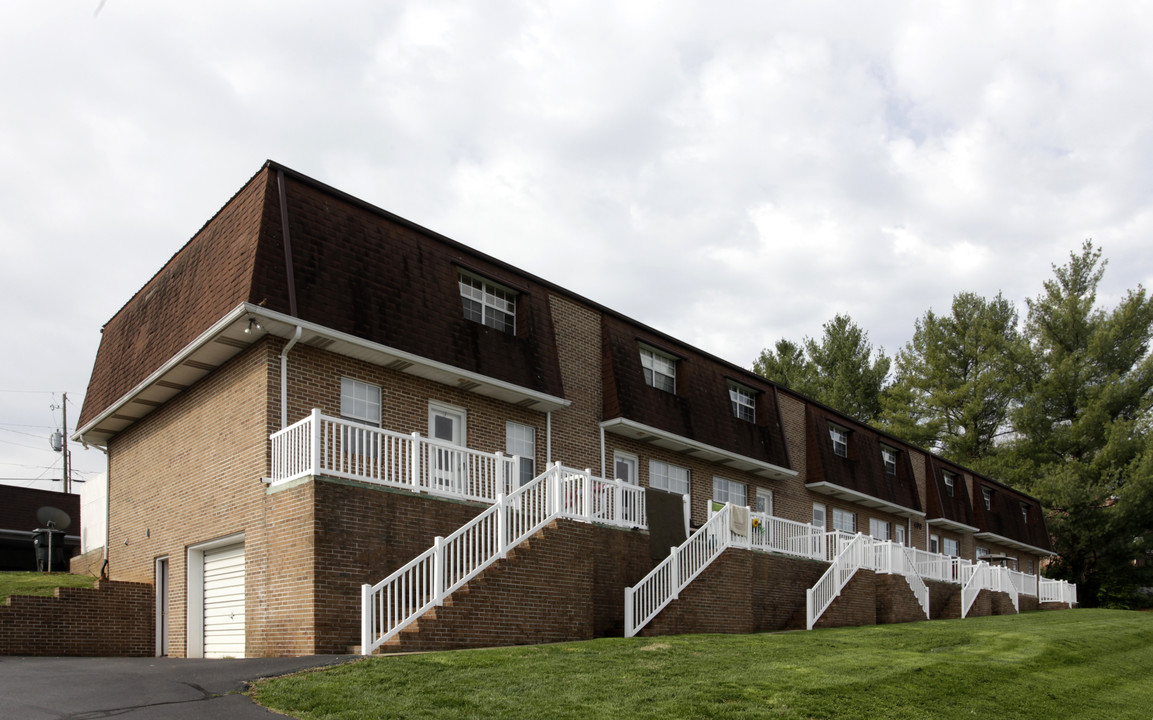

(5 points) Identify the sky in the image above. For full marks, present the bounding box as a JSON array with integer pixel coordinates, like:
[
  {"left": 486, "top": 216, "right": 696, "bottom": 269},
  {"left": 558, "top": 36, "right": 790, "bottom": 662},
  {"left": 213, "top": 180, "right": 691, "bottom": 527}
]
[{"left": 3, "top": 1, "right": 1153, "bottom": 491}]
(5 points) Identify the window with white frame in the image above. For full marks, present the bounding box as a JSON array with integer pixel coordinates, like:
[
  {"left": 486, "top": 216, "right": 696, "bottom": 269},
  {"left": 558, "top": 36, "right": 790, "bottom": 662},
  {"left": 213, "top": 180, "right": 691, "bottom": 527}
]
[
  {"left": 650, "top": 460, "right": 690, "bottom": 495},
  {"left": 1020, "top": 503, "right": 1029, "bottom": 522},
  {"left": 832, "top": 508, "right": 856, "bottom": 533},
  {"left": 881, "top": 446, "right": 897, "bottom": 475},
  {"left": 930, "top": 534, "right": 940, "bottom": 554},
  {"left": 712, "top": 477, "right": 746, "bottom": 506},
  {"left": 729, "top": 384, "right": 756, "bottom": 423},
  {"left": 613, "top": 451, "right": 638, "bottom": 485},
  {"left": 942, "top": 537, "right": 959, "bottom": 557},
  {"left": 982, "top": 488, "right": 992, "bottom": 511},
  {"left": 505, "top": 422, "right": 535, "bottom": 487},
  {"left": 829, "top": 424, "right": 848, "bottom": 458},
  {"left": 755, "top": 488, "right": 773, "bottom": 515},
  {"left": 869, "top": 518, "right": 890, "bottom": 541},
  {"left": 459, "top": 272, "right": 516, "bottom": 334},
  {"left": 341, "top": 378, "right": 381, "bottom": 425},
  {"left": 812, "top": 503, "right": 826, "bottom": 530},
  {"left": 943, "top": 471, "right": 957, "bottom": 497},
  {"left": 894, "top": 524, "right": 906, "bottom": 545},
  {"left": 1027, "top": 559, "right": 1034, "bottom": 574},
  {"left": 340, "top": 378, "right": 381, "bottom": 456},
  {"left": 976, "top": 546, "right": 989, "bottom": 559},
  {"left": 640, "top": 346, "right": 676, "bottom": 393}
]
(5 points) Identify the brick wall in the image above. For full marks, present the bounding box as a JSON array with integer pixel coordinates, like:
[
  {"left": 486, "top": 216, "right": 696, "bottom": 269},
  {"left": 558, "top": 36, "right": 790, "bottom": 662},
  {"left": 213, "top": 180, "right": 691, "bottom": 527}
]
[
  {"left": 0, "top": 580, "right": 152, "bottom": 656},
  {"left": 875, "top": 574, "right": 929, "bottom": 624},
  {"left": 927, "top": 580, "right": 961, "bottom": 619}
]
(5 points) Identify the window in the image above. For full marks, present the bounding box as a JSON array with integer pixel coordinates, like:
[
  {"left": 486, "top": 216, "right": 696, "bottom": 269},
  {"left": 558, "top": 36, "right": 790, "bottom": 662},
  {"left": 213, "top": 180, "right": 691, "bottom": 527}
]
[
  {"left": 942, "top": 537, "right": 959, "bottom": 557},
  {"left": 982, "top": 488, "right": 992, "bottom": 511},
  {"left": 812, "top": 503, "right": 826, "bottom": 530},
  {"left": 650, "top": 460, "right": 690, "bottom": 495},
  {"left": 505, "top": 422, "right": 535, "bottom": 487},
  {"left": 459, "top": 272, "right": 516, "bottom": 333},
  {"left": 930, "top": 534, "right": 940, "bottom": 554},
  {"left": 341, "top": 378, "right": 381, "bottom": 425},
  {"left": 712, "top": 477, "right": 746, "bottom": 506},
  {"left": 640, "top": 347, "right": 676, "bottom": 393},
  {"left": 341, "top": 378, "right": 381, "bottom": 456},
  {"left": 755, "top": 488, "right": 773, "bottom": 515},
  {"left": 729, "top": 384, "right": 756, "bottom": 422},
  {"left": 869, "top": 518, "right": 890, "bottom": 541},
  {"left": 976, "top": 546, "right": 989, "bottom": 559},
  {"left": 829, "top": 424, "right": 848, "bottom": 458},
  {"left": 881, "top": 446, "right": 897, "bottom": 475},
  {"left": 613, "top": 451, "right": 638, "bottom": 485},
  {"left": 894, "top": 524, "right": 906, "bottom": 546},
  {"left": 943, "top": 471, "right": 956, "bottom": 498},
  {"left": 832, "top": 508, "right": 856, "bottom": 533},
  {"left": 1027, "top": 559, "right": 1034, "bottom": 574},
  {"left": 1020, "top": 503, "right": 1029, "bottom": 522}
]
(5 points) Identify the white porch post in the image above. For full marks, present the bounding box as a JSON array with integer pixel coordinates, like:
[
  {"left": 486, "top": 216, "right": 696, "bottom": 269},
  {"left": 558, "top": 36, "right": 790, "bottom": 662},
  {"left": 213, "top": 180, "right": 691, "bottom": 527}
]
[
  {"left": 309, "top": 408, "right": 321, "bottom": 477},
  {"left": 432, "top": 536, "right": 445, "bottom": 605},
  {"left": 583, "top": 469, "right": 593, "bottom": 522},
  {"left": 410, "top": 432, "right": 421, "bottom": 490},
  {"left": 496, "top": 493, "right": 508, "bottom": 559},
  {"left": 360, "top": 583, "right": 371, "bottom": 655}
]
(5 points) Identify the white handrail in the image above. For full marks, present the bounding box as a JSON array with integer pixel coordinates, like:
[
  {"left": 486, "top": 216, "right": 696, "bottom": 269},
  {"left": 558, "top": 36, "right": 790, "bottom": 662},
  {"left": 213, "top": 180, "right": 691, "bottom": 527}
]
[
  {"left": 961, "top": 561, "right": 987, "bottom": 618},
  {"left": 360, "top": 463, "right": 562, "bottom": 654},
  {"left": 894, "top": 543, "right": 931, "bottom": 619},
  {"left": 624, "top": 502, "right": 729, "bottom": 638},
  {"left": 1039, "top": 577, "right": 1078, "bottom": 606},
  {"left": 806, "top": 532, "right": 871, "bottom": 630}
]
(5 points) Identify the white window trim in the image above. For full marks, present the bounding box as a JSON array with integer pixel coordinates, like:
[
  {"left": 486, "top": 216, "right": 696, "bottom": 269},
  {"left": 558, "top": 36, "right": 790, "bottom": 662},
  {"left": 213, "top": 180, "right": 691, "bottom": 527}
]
[
  {"left": 755, "top": 488, "right": 773, "bottom": 516},
  {"left": 829, "top": 424, "right": 849, "bottom": 458},
  {"left": 832, "top": 507, "right": 857, "bottom": 533},
  {"left": 943, "top": 471, "right": 957, "bottom": 498},
  {"left": 506, "top": 421, "right": 536, "bottom": 486},
  {"left": 930, "top": 533, "right": 940, "bottom": 554},
  {"left": 340, "top": 377, "right": 382, "bottom": 426},
  {"left": 712, "top": 476, "right": 746, "bottom": 506},
  {"left": 459, "top": 270, "right": 517, "bottom": 334},
  {"left": 982, "top": 488, "right": 992, "bottom": 511},
  {"left": 649, "top": 459, "right": 690, "bottom": 495},
  {"left": 869, "top": 518, "right": 890, "bottom": 541},
  {"left": 881, "top": 446, "right": 897, "bottom": 475},
  {"left": 813, "top": 503, "right": 827, "bottom": 530},
  {"left": 729, "top": 383, "right": 756, "bottom": 423},
  {"left": 942, "top": 537, "right": 960, "bottom": 558},
  {"left": 639, "top": 345, "right": 677, "bottom": 393}
]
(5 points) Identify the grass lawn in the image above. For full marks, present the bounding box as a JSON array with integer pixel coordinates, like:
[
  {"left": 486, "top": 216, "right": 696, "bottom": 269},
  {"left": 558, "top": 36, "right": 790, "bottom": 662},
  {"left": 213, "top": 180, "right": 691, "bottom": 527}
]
[
  {"left": 0, "top": 571, "right": 96, "bottom": 603},
  {"left": 252, "top": 609, "right": 1153, "bottom": 720}
]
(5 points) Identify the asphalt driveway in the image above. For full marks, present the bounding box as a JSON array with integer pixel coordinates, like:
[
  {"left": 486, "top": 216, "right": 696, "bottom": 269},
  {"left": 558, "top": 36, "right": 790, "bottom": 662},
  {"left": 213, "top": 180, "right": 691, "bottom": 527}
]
[{"left": 0, "top": 655, "right": 355, "bottom": 719}]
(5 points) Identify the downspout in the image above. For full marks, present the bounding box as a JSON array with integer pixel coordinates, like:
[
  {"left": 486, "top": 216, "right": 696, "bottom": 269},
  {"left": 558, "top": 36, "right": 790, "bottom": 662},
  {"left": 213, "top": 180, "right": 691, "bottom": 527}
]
[
  {"left": 546, "top": 411, "right": 552, "bottom": 464},
  {"left": 281, "top": 326, "right": 303, "bottom": 429}
]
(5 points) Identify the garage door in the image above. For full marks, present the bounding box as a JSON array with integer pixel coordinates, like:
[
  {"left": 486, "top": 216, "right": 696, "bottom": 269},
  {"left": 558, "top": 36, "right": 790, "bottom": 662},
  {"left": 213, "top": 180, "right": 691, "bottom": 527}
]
[{"left": 203, "top": 543, "right": 245, "bottom": 658}]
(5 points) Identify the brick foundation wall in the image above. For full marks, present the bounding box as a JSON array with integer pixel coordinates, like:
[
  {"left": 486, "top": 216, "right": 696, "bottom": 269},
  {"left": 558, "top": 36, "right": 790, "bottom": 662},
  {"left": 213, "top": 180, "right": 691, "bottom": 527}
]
[
  {"left": 927, "top": 580, "right": 961, "bottom": 620},
  {"left": 0, "top": 580, "right": 153, "bottom": 656},
  {"left": 816, "top": 570, "right": 877, "bottom": 628},
  {"left": 875, "top": 574, "right": 929, "bottom": 624}
]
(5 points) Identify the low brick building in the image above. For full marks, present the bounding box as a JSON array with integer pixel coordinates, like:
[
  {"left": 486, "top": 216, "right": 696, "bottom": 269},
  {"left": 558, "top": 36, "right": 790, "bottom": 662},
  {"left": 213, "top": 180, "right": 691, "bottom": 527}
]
[{"left": 74, "top": 161, "right": 1067, "bottom": 658}]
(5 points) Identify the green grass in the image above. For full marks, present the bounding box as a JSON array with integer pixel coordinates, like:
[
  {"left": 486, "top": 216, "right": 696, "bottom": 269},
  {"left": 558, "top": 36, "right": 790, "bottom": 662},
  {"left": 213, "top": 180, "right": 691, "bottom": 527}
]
[
  {"left": 0, "top": 570, "right": 96, "bottom": 603},
  {"left": 252, "top": 610, "right": 1153, "bottom": 720}
]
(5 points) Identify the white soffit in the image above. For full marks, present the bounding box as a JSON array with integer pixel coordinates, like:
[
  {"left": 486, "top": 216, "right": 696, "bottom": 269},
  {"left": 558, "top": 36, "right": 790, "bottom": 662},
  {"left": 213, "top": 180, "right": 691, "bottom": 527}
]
[{"left": 806, "top": 480, "right": 926, "bottom": 519}]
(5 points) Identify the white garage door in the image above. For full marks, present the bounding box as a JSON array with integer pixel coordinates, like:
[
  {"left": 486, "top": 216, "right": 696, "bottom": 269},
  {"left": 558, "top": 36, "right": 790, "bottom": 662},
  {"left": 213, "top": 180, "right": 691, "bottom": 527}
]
[{"left": 203, "top": 543, "right": 245, "bottom": 658}]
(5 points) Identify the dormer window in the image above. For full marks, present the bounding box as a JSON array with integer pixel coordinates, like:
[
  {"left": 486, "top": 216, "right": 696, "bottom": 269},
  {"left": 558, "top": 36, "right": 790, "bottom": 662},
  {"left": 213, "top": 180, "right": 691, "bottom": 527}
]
[
  {"left": 829, "top": 424, "right": 848, "bottom": 458},
  {"left": 1020, "top": 503, "right": 1029, "bottom": 522},
  {"left": 943, "top": 471, "right": 957, "bottom": 498},
  {"left": 729, "top": 384, "right": 756, "bottom": 422},
  {"left": 459, "top": 272, "right": 516, "bottom": 334},
  {"left": 982, "top": 488, "right": 992, "bottom": 511},
  {"left": 881, "top": 446, "right": 897, "bottom": 475},
  {"left": 640, "top": 346, "right": 676, "bottom": 393}
]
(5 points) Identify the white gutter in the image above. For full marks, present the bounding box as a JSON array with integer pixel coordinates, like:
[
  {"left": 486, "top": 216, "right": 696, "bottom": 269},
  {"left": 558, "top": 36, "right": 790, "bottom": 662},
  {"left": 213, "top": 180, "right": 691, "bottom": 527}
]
[
  {"left": 805, "top": 480, "right": 927, "bottom": 519},
  {"left": 926, "top": 517, "right": 980, "bottom": 534},
  {"left": 973, "top": 530, "right": 1054, "bottom": 558},
  {"left": 280, "top": 326, "right": 303, "bottom": 429}
]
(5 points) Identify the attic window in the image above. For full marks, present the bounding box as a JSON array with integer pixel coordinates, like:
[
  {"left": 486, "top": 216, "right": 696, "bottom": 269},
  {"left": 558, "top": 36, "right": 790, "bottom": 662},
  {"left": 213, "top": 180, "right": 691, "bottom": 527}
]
[
  {"left": 943, "top": 471, "right": 957, "bottom": 498},
  {"left": 729, "top": 383, "right": 756, "bottom": 422},
  {"left": 881, "top": 446, "right": 897, "bottom": 475},
  {"left": 459, "top": 271, "right": 516, "bottom": 334},
  {"left": 982, "top": 488, "right": 992, "bottom": 511},
  {"left": 640, "top": 346, "right": 676, "bottom": 393},
  {"left": 1020, "top": 503, "right": 1029, "bottom": 522},
  {"left": 829, "top": 424, "right": 848, "bottom": 458}
]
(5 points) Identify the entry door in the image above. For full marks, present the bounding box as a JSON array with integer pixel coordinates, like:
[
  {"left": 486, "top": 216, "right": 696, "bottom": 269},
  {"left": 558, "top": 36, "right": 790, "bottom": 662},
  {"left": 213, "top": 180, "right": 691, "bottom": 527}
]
[
  {"left": 429, "top": 405, "right": 465, "bottom": 492},
  {"left": 203, "top": 543, "right": 245, "bottom": 659},
  {"left": 155, "top": 558, "right": 169, "bottom": 656}
]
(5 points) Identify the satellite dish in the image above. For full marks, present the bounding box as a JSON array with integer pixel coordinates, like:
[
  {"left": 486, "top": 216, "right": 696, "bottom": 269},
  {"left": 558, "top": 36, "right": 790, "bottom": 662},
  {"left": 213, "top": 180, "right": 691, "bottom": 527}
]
[{"left": 36, "top": 506, "right": 72, "bottom": 531}]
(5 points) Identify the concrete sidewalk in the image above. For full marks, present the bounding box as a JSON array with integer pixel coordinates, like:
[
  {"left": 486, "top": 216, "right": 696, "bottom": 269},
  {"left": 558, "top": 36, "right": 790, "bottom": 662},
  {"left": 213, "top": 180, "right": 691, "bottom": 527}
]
[{"left": 0, "top": 655, "right": 355, "bottom": 719}]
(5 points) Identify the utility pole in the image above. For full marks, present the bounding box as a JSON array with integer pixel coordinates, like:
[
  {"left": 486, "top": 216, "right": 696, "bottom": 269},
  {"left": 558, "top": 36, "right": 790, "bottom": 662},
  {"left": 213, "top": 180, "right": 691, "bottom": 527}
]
[{"left": 62, "top": 392, "right": 70, "bottom": 494}]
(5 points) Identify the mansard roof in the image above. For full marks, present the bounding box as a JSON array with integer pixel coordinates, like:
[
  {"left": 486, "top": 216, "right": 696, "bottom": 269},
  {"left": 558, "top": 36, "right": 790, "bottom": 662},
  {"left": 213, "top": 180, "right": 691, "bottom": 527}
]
[
  {"left": 924, "top": 456, "right": 978, "bottom": 533},
  {"left": 971, "top": 475, "right": 1054, "bottom": 555}
]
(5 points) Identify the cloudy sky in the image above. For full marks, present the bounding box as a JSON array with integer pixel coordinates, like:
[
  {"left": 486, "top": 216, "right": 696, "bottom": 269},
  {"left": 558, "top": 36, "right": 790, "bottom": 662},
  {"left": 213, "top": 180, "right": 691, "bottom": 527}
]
[{"left": 3, "top": 1, "right": 1153, "bottom": 490}]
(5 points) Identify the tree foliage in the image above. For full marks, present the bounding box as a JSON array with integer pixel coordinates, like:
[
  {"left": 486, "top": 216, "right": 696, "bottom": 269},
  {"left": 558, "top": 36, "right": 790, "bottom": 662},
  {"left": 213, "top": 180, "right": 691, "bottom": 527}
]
[
  {"left": 880, "top": 292, "right": 1028, "bottom": 468},
  {"left": 754, "top": 314, "right": 890, "bottom": 423}
]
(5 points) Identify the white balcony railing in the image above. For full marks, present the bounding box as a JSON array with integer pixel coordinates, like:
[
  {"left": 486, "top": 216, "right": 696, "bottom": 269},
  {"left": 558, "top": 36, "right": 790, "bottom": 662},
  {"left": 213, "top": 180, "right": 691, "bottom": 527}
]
[{"left": 1039, "top": 577, "right": 1078, "bottom": 606}]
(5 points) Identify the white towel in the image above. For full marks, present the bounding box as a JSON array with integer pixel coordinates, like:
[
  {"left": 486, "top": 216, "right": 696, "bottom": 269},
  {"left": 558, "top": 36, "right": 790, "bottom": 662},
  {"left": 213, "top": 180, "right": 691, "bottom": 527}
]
[{"left": 732, "top": 504, "right": 749, "bottom": 537}]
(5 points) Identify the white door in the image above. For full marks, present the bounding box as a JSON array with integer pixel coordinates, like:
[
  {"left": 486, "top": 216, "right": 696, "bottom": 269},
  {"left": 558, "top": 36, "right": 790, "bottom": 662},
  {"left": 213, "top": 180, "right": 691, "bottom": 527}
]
[
  {"left": 429, "top": 405, "right": 465, "bottom": 492},
  {"left": 203, "top": 543, "right": 245, "bottom": 659},
  {"left": 155, "top": 558, "right": 169, "bottom": 657}
]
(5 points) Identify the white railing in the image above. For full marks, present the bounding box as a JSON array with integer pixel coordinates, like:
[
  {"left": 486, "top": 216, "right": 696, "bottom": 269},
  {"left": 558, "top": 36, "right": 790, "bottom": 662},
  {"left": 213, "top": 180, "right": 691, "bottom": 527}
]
[
  {"left": 807, "top": 532, "right": 870, "bottom": 630},
  {"left": 624, "top": 502, "right": 728, "bottom": 638},
  {"left": 961, "top": 561, "right": 987, "bottom": 618},
  {"left": 910, "top": 548, "right": 970, "bottom": 584},
  {"left": 889, "top": 543, "right": 931, "bottom": 618},
  {"left": 1008, "top": 569, "right": 1038, "bottom": 598},
  {"left": 1039, "top": 578, "right": 1078, "bottom": 606},
  {"left": 558, "top": 466, "right": 647, "bottom": 528},
  {"left": 361, "top": 463, "right": 561, "bottom": 654},
  {"left": 270, "top": 409, "right": 519, "bottom": 502},
  {"left": 741, "top": 511, "right": 827, "bottom": 560}
]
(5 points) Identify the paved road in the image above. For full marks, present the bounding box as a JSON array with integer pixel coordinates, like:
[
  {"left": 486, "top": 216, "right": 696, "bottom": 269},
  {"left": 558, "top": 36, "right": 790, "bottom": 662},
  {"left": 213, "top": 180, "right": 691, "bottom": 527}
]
[{"left": 0, "top": 655, "right": 355, "bottom": 719}]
